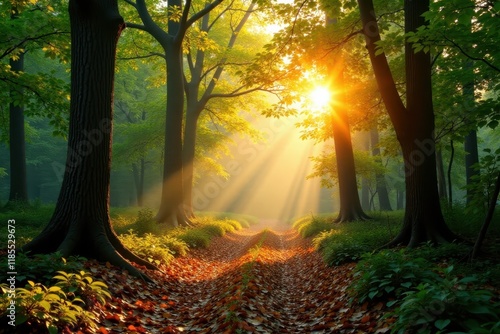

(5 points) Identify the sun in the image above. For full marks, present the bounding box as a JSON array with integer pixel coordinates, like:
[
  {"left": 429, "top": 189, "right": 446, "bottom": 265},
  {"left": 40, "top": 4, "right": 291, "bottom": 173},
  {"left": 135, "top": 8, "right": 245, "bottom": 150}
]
[{"left": 308, "top": 86, "right": 332, "bottom": 111}]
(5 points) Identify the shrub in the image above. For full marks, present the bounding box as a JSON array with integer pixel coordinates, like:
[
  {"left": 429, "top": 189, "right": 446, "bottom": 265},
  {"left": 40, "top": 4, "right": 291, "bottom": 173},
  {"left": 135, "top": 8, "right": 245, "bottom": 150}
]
[
  {"left": 0, "top": 271, "right": 110, "bottom": 334},
  {"left": 349, "top": 250, "right": 440, "bottom": 304},
  {"left": 321, "top": 240, "right": 370, "bottom": 265},
  {"left": 133, "top": 207, "right": 158, "bottom": 235},
  {"left": 174, "top": 229, "right": 212, "bottom": 248},
  {"left": 388, "top": 270, "right": 500, "bottom": 334},
  {"left": 0, "top": 253, "right": 84, "bottom": 286},
  {"left": 119, "top": 231, "right": 176, "bottom": 266},
  {"left": 296, "top": 216, "right": 332, "bottom": 238}
]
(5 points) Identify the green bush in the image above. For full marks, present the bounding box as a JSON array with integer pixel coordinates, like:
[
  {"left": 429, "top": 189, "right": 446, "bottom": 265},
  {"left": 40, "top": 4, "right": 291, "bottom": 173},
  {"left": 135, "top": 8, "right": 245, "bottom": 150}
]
[
  {"left": 133, "top": 207, "right": 159, "bottom": 235},
  {"left": 174, "top": 228, "right": 212, "bottom": 248},
  {"left": 0, "top": 253, "right": 84, "bottom": 286},
  {"left": 388, "top": 270, "right": 500, "bottom": 334},
  {"left": 0, "top": 271, "right": 110, "bottom": 334},
  {"left": 349, "top": 250, "right": 440, "bottom": 304},
  {"left": 295, "top": 216, "right": 332, "bottom": 238},
  {"left": 119, "top": 231, "right": 176, "bottom": 266},
  {"left": 321, "top": 239, "right": 370, "bottom": 265}
]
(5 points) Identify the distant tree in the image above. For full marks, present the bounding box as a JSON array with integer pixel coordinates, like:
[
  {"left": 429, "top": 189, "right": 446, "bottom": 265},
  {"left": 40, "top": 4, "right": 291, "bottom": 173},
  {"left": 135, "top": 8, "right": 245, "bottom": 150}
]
[
  {"left": 23, "top": 0, "right": 153, "bottom": 278},
  {"left": 370, "top": 127, "right": 392, "bottom": 211},
  {"left": 1, "top": 0, "right": 70, "bottom": 208}
]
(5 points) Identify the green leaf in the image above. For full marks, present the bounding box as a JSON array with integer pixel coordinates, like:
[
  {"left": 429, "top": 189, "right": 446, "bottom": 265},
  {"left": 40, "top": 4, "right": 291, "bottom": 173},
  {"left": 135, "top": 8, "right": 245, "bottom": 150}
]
[{"left": 435, "top": 319, "right": 451, "bottom": 330}]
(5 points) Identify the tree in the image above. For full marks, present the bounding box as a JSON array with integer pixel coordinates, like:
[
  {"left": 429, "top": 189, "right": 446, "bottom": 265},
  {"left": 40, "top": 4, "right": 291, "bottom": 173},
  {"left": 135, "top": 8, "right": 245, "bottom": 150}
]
[
  {"left": 370, "top": 127, "right": 392, "bottom": 211},
  {"left": 1, "top": 0, "right": 70, "bottom": 208},
  {"left": 329, "top": 68, "right": 370, "bottom": 222},
  {"left": 182, "top": 0, "right": 266, "bottom": 217},
  {"left": 357, "top": 0, "right": 458, "bottom": 246},
  {"left": 7, "top": 50, "right": 28, "bottom": 206},
  {"left": 123, "top": 0, "right": 225, "bottom": 226},
  {"left": 23, "top": 0, "right": 153, "bottom": 278}
]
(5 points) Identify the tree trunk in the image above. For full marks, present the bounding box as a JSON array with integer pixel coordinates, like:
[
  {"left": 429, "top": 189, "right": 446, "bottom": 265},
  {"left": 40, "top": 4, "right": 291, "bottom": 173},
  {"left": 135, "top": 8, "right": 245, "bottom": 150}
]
[
  {"left": 22, "top": 0, "right": 154, "bottom": 279},
  {"left": 370, "top": 127, "right": 392, "bottom": 211},
  {"left": 132, "top": 158, "right": 145, "bottom": 207},
  {"left": 361, "top": 132, "right": 371, "bottom": 211},
  {"left": 6, "top": 6, "right": 28, "bottom": 208},
  {"left": 182, "top": 106, "right": 199, "bottom": 218},
  {"left": 331, "top": 71, "right": 370, "bottom": 222},
  {"left": 7, "top": 53, "right": 29, "bottom": 207},
  {"left": 464, "top": 130, "right": 479, "bottom": 204},
  {"left": 154, "top": 0, "right": 192, "bottom": 227},
  {"left": 357, "top": 0, "right": 458, "bottom": 246},
  {"left": 436, "top": 147, "right": 448, "bottom": 201}
]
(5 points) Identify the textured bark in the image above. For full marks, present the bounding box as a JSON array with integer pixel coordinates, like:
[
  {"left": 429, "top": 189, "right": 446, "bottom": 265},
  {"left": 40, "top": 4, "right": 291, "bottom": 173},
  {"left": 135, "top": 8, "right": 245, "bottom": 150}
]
[
  {"left": 22, "top": 0, "right": 154, "bottom": 279},
  {"left": 358, "top": 0, "right": 458, "bottom": 246},
  {"left": 7, "top": 8, "right": 28, "bottom": 206},
  {"left": 370, "top": 127, "right": 392, "bottom": 211},
  {"left": 331, "top": 72, "right": 370, "bottom": 222},
  {"left": 436, "top": 148, "right": 448, "bottom": 201}
]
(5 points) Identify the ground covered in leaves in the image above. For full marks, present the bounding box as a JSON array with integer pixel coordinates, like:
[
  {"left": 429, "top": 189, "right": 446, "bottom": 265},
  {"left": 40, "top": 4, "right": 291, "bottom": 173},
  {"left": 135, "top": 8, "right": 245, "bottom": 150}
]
[{"left": 92, "top": 221, "right": 394, "bottom": 333}]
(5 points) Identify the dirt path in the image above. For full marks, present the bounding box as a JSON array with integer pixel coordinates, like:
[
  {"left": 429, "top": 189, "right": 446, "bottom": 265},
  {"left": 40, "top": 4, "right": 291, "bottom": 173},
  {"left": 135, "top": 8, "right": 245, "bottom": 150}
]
[{"left": 98, "top": 221, "right": 389, "bottom": 333}]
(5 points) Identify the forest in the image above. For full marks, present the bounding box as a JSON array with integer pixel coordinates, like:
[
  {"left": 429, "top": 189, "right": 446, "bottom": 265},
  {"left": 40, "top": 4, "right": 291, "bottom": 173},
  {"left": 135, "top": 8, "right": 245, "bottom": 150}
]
[{"left": 0, "top": 0, "right": 499, "bottom": 333}]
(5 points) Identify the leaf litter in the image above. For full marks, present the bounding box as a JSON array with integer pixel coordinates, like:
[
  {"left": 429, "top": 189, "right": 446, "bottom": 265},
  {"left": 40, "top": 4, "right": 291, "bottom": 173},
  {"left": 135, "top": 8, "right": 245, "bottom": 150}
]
[{"left": 85, "top": 221, "right": 395, "bottom": 333}]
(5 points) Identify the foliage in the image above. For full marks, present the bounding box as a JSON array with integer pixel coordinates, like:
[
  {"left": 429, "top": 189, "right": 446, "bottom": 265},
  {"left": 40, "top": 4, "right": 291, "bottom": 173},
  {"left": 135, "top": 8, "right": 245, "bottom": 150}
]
[
  {"left": 0, "top": 253, "right": 83, "bottom": 286},
  {"left": 465, "top": 148, "right": 500, "bottom": 214},
  {"left": 349, "top": 250, "right": 440, "bottom": 304},
  {"left": 173, "top": 228, "right": 212, "bottom": 248},
  {"left": 388, "top": 269, "right": 500, "bottom": 334},
  {"left": 0, "top": 271, "right": 110, "bottom": 333},
  {"left": 118, "top": 231, "right": 182, "bottom": 266},
  {"left": 0, "top": 1, "right": 71, "bottom": 138},
  {"left": 302, "top": 213, "right": 398, "bottom": 265},
  {"left": 293, "top": 215, "right": 332, "bottom": 238}
]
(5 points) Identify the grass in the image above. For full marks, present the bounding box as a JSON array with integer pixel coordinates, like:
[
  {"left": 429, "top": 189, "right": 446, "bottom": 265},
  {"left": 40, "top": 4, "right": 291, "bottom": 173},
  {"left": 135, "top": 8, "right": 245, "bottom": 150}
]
[
  {"left": 0, "top": 206, "right": 253, "bottom": 273},
  {"left": 293, "top": 207, "right": 500, "bottom": 268}
]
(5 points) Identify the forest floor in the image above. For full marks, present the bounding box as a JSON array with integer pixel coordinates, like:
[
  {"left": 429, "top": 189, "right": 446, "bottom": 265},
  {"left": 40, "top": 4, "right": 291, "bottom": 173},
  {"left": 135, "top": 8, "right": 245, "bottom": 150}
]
[{"left": 92, "top": 220, "right": 395, "bottom": 333}]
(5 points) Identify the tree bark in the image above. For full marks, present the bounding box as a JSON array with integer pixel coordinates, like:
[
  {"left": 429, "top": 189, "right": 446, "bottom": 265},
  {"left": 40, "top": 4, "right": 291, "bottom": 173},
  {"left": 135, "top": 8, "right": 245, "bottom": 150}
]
[
  {"left": 436, "top": 147, "right": 448, "bottom": 201},
  {"left": 22, "top": 0, "right": 154, "bottom": 279},
  {"left": 6, "top": 7, "right": 29, "bottom": 207},
  {"left": 370, "top": 127, "right": 392, "bottom": 211},
  {"left": 357, "top": 0, "right": 458, "bottom": 246},
  {"left": 331, "top": 71, "right": 370, "bottom": 222},
  {"left": 7, "top": 54, "right": 29, "bottom": 206}
]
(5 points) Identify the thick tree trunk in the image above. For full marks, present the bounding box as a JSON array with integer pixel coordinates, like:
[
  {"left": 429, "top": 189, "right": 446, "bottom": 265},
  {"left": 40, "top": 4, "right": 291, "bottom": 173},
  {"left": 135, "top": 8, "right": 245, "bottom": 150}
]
[
  {"left": 331, "top": 72, "right": 370, "bottom": 222},
  {"left": 370, "top": 127, "right": 392, "bottom": 211},
  {"left": 154, "top": 0, "right": 192, "bottom": 226},
  {"left": 155, "top": 41, "right": 191, "bottom": 226},
  {"left": 22, "top": 0, "right": 154, "bottom": 279},
  {"left": 358, "top": 0, "right": 458, "bottom": 246},
  {"left": 7, "top": 53, "right": 29, "bottom": 207},
  {"left": 182, "top": 106, "right": 199, "bottom": 218}
]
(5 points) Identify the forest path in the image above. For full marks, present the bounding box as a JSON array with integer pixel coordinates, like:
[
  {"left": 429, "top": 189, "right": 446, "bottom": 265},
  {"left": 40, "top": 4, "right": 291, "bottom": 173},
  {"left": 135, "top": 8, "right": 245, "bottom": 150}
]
[{"left": 99, "top": 221, "right": 389, "bottom": 333}]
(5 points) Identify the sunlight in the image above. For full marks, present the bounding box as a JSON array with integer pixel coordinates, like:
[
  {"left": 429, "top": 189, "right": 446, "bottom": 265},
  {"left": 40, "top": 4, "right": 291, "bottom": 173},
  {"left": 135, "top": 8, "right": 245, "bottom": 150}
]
[
  {"left": 190, "top": 114, "right": 333, "bottom": 223},
  {"left": 308, "top": 85, "right": 332, "bottom": 112}
]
